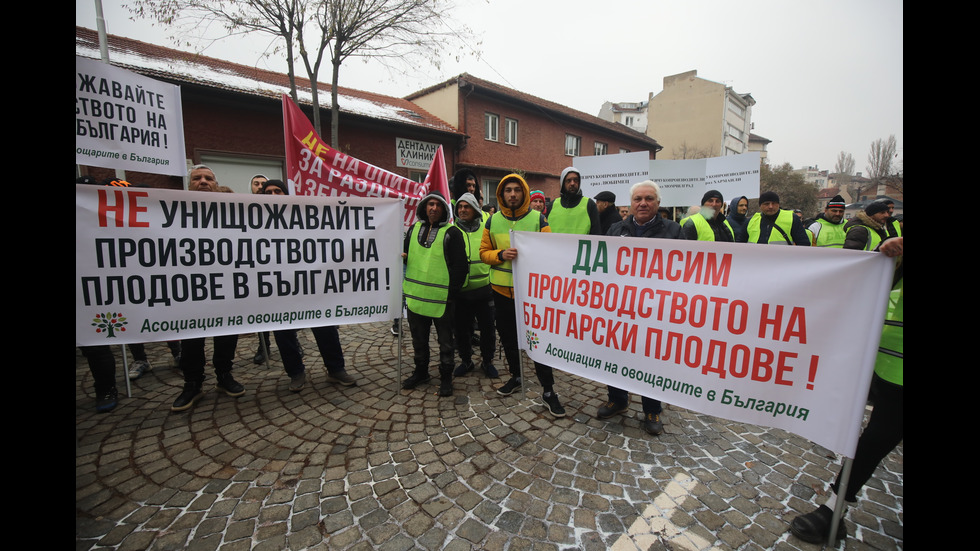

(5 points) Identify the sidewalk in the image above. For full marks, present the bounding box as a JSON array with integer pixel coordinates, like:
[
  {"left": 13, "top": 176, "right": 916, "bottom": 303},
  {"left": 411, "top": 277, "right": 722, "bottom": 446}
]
[{"left": 76, "top": 322, "right": 902, "bottom": 550}]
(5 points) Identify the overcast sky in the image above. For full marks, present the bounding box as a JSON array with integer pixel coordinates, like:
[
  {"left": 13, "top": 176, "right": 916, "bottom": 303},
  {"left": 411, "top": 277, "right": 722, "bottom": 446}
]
[{"left": 77, "top": 0, "right": 903, "bottom": 175}]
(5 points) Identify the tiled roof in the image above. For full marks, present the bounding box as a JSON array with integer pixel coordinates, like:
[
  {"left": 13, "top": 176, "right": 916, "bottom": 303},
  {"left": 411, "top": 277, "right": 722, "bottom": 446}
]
[
  {"left": 408, "top": 73, "right": 662, "bottom": 150},
  {"left": 75, "top": 26, "right": 461, "bottom": 136}
]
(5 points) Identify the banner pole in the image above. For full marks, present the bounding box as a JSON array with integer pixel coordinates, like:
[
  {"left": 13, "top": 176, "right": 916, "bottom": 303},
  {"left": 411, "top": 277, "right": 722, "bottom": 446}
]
[
  {"left": 259, "top": 335, "right": 270, "bottom": 370},
  {"left": 119, "top": 345, "right": 132, "bottom": 398},
  {"left": 828, "top": 457, "right": 854, "bottom": 548}
]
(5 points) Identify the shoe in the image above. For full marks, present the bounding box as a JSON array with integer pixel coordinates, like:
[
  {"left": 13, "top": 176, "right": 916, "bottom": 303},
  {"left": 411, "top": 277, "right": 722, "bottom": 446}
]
[
  {"left": 453, "top": 361, "right": 475, "bottom": 377},
  {"left": 790, "top": 504, "right": 846, "bottom": 544},
  {"left": 642, "top": 413, "right": 664, "bottom": 435},
  {"left": 95, "top": 387, "right": 118, "bottom": 413},
  {"left": 496, "top": 377, "right": 521, "bottom": 396},
  {"left": 253, "top": 349, "right": 267, "bottom": 365},
  {"left": 289, "top": 372, "right": 306, "bottom": 392},
  {"left": 542, "top": 393, "right": 566, "bottom": 418},
  {"left": 439, "top": 379, "right": 453, "bottom": 397},
  {"left": 390, "top": 321, "right": 400, "bottom": 336},
  {"left": 216, "top": 373, "right": 246, "bottom": 397},
  {"left": 326, "top": 371, "right": 357, "bottom": 387},
  {"left": 128, "top": 360, "right": 151, "bottom": 380},
  {"left": 402, "top": 372, "right": 431, "bottom": 389},
  {"left": 172, "top": 382, "right": 204, "bottom": 411},
  {"left": 597, "top": 401, "right": 628, "bottom": 419},
  {"left": 482, "top": 361, "right": 499, "bottom": 378}
]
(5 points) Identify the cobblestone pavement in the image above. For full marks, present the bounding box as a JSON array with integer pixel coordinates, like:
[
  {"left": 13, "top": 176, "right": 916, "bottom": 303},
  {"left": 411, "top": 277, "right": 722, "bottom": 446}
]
[{"left": 76, "top": 322, "right": 903, "bottom": 550}]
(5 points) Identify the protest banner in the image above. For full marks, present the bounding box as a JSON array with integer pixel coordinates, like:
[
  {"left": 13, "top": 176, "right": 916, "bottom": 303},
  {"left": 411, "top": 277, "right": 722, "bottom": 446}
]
[
  {"left": 75, "top": 56, "right": 187, "bottom": 177},
  {"left": 282, "top": 94, "right": 445, "bottom": 229},
  {"left": 575, "top": 151, "right": 760, "bottom": 207},
  {"left": 75, "top": 185, "right": 403, "bottom": 346},
  {"left": 511, "top": 232, "right": 893, "bottom": 456},
  {"left": 651, "top": 153, "right": 760, "bottom": 206},
  {"left": 575, "top": 151, "right": 650, "bottom": 199}
]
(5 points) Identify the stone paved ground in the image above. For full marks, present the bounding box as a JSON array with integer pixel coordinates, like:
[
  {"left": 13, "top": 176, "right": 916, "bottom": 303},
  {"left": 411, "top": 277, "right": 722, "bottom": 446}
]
[{"left": 76, "top": 322, "right": 902, "bottom": 550}]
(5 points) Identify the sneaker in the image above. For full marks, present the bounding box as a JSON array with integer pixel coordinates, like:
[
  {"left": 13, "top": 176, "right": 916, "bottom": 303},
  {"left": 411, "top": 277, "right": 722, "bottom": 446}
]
[
  {"left": 439, "top": 379, "right": 453, "bottom": 397},
  {"left": 642, "top": 413, "right": 664, "bottom": 435},
  {"left": 326, "top": 370, "right": 357, "bottom": 387},
  {"left": 597, "top": 401, "right": 628, "bottom": 419},
  {"left": 216, "top": 374, "right": 246, "bottom": 397},
  {"left": 481, "top": 361, "right": 499, "bottom": 378},
  {"left": 790, "top": 504, "right": 846, "bottom": 544},
  {"left": 172, "top": 382, "right": 204, "bottom": 411},
  {"left": 128, "top": 360, "right": 151, "bottom": 380},
  {"left": 496, "top": 377, "right": 522, "bottom": 396},
  {"left": 453, "top": 361, "right": 475, "bottom": 377},
  {"left": 289, "top": 372, "right": 306, "bottom": 392},
  {"left": 95, "top": 387, "right": 118, "bottom": 413},
  {"left": 390, "top": 320, "right": 400, "bottom": 336},
  {"left": 542, "top": 393, "right": 566, "bottom": 418},
  {"left": 402, "top": 372, "right": 431, "bottom": 389}
]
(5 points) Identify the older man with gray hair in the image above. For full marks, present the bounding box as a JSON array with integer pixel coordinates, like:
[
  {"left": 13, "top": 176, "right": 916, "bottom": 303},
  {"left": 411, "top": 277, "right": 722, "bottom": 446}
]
[{"left": 600, "top": 180, "right": 681, "bottom": 435}]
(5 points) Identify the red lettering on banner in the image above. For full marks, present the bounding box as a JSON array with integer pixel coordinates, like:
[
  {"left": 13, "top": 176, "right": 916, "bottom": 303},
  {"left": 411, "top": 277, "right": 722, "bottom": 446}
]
[{"left": 98, "top": 189, "right": 150, "bottom": 228}]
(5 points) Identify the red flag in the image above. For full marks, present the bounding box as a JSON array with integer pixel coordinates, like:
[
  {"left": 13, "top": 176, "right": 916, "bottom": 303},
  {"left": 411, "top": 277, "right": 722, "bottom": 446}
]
[
  {"left": 420, "top": 145, "right": 451, "bottom": 220},
  {"left": 281, "top": 94, "right": 427, "bottom": 229}
]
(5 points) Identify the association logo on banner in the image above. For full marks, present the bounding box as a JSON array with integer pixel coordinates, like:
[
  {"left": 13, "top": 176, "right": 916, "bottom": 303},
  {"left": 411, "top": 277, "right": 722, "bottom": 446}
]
[
  {"left": 525, "top": 330, "right": 540, "bottom": 350},
  {"left": 91, "top": 312, "right": 129, "bottom": 338}
]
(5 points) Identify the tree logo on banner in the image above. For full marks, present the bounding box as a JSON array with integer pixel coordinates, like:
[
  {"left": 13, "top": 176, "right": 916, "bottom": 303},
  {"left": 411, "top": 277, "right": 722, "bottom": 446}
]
[
  {"left": 525, "top": 330, "right": 540, "bottom": 350},
  {"left": 92, "top": 312, "right": 128, "bottom": 338}
]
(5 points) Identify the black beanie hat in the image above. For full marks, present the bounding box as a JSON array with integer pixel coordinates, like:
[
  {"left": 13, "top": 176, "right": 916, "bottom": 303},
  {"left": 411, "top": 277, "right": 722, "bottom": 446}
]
[
  {"left": 701, "top": 189, "right": 723, "bottom": 205},
  {"left": 262, "top": 179, "right": 289, "bottom": 195},
  {"left": 759, "top": 191, "right": 779, "bottom": 205}
]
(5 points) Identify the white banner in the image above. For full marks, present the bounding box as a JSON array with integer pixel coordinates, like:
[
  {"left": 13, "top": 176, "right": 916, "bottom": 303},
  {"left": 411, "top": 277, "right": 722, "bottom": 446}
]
[
  {"left": 575, "top": 152, "right": 760, "bottom": 207},
  {"left": 512, "top": 232, "right": 892, "bottom": 456},
  {"left": 650, "top": 153, "right": 760, "bottom": 207},
  {"left": 75, "top": 56, "right": 187, "bottom": 177},
  {"left": 575, "top": 151, "right": 651, "bottom": 201},
  {"left": 75, "top": 185, "right": 403, "bottom": 346}
]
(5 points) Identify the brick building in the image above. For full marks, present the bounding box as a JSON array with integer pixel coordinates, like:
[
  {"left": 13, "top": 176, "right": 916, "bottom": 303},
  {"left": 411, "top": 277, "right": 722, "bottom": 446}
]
[
  {"left": 407, "top": 74, "right": 662, "bottom": 204},
  {"left": 75, "top": 26, "right": 464, "bottom": 193}
]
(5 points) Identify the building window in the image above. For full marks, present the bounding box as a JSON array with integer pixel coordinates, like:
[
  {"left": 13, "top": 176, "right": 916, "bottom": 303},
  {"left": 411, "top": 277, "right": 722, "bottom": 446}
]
[
  {"left": 594, "top": 141, "right": 608, "bottom": 156},
  {"left": 565, "top": 134, "right": 581, "bottom": 156},
  {"left": 619, "top": 148, "right": 631, "bottom": 154},
  {"left": 727, "top": 98, "right": 745, "bottom": 119},
  {"left": 624, "top": 116, "right": 634, "bottom": 127},
  {"left": 505, "top": 118, "right": 518, "bottom": 145},
  {"left": 485, "top": 112, "right": 499, "bottom": 142}
]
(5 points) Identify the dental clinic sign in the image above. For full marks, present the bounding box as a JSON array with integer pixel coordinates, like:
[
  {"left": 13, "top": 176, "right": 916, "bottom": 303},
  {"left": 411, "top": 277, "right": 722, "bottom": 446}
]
[{"left": 396, "top": 138, "right": 439, "bottom": 170}]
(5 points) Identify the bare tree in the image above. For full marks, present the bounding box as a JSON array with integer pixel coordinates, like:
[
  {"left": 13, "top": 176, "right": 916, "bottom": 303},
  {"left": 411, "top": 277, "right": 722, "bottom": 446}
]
[
  {"left": 129, "top": 0, "right": 303, "bottom": 103},
  {"left": 866, "top": 135, "right": 898, "bottom": 192},
  {"left": 760, "top": 161, "right": 817, "bottom": 217},
  {"left": 130, "top": 0, "right": 474, "bottom": 144},
  {"left": 320, "top": 0, "right": 469, "bottom": 147},
  {"left": 834, "top": 151, "right": 854, "bottom": 190},
  {"left": 671, "top": 141, "right": 712, "bottom": 160}
]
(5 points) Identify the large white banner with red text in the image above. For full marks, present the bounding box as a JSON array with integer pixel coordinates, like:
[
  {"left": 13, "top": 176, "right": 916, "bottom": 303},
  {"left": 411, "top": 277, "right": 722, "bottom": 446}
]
[
  {"left": 75, "top": 185, "right": 403, "bottom": 346},
  {"left": 282, "top": 94, "right": 446, "bottom": 230},
  {"left": 512, "top": 232, "right": 893, "bottom": 456}
]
